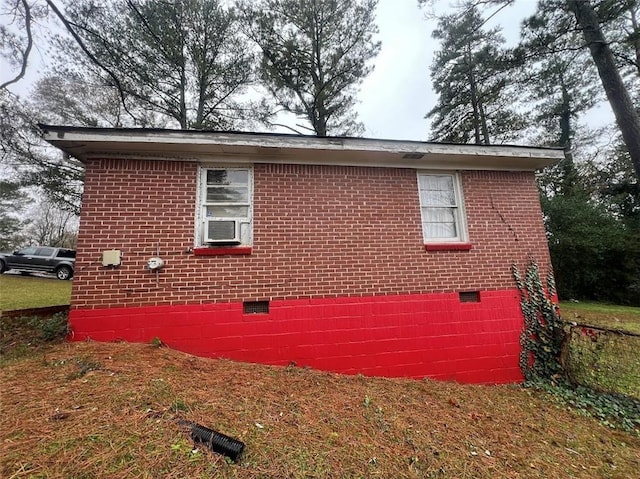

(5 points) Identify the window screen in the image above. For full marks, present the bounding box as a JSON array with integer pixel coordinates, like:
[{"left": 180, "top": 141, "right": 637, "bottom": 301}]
[{"left": 418, "top": 173, "right": 467, "bottom": 242}]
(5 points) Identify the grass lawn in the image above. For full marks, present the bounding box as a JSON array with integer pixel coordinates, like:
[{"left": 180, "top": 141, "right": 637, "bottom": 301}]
[
  {"left": 559, "top": 301, "right": 640, "bottom": 400},
  {"left": 1, "top": 320, "right": 639, "bottom": 478},
  {"left": 565, "top": 327, "right": 640, "bottom": 400},
  {"left": 0, "top": 274, "right": 72, "bottom": 311},
  {"left": 559, "top": 301, "right": 640, "bottom": 334}
]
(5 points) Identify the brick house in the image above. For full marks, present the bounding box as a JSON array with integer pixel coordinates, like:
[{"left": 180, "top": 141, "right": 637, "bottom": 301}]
[{"left": 41, "top": 126, "right": 561, "bottom": 384}]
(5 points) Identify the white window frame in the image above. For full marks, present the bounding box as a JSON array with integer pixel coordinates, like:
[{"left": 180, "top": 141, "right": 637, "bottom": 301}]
[
  {"left": 197, "top": 165, "right": 253, "bottom": 246},
  {"left": 417, "top": 171, "right": 468, "bottom": 243}
]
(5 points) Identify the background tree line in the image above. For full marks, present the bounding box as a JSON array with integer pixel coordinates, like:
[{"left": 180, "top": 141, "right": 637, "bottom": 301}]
[
  {"left": 0, "top": 0, "right": 379, "bottom": 248},
  {"left": 422, "top": 0, "right": 640, "bottom": 305},
  {"left": 1, "top": 0, "right": 638, "bottom": 305}
]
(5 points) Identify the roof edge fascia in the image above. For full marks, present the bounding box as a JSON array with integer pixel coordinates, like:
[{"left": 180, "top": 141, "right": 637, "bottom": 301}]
[{"left": 38, "top": 125, "right": 565, "bottom": 169}]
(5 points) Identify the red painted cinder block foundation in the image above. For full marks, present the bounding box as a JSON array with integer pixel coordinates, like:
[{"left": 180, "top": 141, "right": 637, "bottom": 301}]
[{"left": 69, "top": 289, "right": 524, "bottom": 384}]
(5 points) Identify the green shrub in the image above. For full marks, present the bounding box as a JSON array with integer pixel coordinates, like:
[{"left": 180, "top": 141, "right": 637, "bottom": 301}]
[
  {"left": 514, "top": 261, "right": 640, "bottom": 434},
  {"left": 528, "top": 379, "right": 640, "bottom": 435},
  {"left": 28, "top": 313, "right": 69, "bottom": 341},
  {"left": 513, "top": 261, "right": 564, "bottom": 381}
]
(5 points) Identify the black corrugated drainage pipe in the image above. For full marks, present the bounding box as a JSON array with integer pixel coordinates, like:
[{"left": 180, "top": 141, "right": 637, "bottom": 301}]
[{"left": 188, "top": 422, "right": 245, "bottom": 462}]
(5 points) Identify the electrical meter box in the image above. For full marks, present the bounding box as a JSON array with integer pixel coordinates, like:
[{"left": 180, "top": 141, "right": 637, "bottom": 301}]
[
  {"left": 102, "top": 249, "right": 121, "bottom": 267},
  {"left": 147, "top": 257, "right": 165, "bottom": 270}
]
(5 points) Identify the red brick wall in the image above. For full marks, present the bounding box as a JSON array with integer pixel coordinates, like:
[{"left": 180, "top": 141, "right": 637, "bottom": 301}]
[{"left": 72, "top": 159, "right": 551, "bottom": 309}]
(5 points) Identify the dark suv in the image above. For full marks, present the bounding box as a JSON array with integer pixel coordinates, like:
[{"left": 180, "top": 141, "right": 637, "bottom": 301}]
[{"left": 0, "top": 246, "right": 76, "bottom": 280}]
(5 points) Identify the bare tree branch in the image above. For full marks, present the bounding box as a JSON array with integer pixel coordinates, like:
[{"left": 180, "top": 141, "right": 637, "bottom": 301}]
[
  {"left": 0, "top": 0, "right": 33, "bottom": 90},
  {"left": 43, "top": 0, "right": 139, "bottom": 122}
]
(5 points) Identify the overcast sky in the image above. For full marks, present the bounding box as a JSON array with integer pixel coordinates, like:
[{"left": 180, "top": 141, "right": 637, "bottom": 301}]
[
  {"left": 357, "top": 0, "right": 538, "bottom": 142},
  {"left": 4, "top": 0, "right": 610, "bottom": 143}
]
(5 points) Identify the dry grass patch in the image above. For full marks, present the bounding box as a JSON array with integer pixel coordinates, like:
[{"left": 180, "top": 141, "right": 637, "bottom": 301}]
[{"left": 1, "top": 341, "right": 639, "bottom": 479}]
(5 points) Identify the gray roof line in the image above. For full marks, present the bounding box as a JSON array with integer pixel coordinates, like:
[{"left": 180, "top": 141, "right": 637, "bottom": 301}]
[{"left": 37, "top": 124, "right": 564, "bottom": 153}]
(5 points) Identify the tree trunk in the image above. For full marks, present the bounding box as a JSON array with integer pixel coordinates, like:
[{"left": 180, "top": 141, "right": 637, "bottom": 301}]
[
  {"left": 195, "top": 72, "right": 206, "bottom": 129},
  {"left": 629, "top": 6, "right": 640, "bottom": 79},
  {"left": 179, "top": 67, "right": 188, "bottom": 129},
  {"left": 567, "top": 0, "right": 640, "bottom": 180},
  {"left": 559, "top": 81, "right": 578, "bottom": 195},
  {"left": 477, "top": 99, "right": 490, "bottom": 145},
  {"left": 466, "top": 47, "right": 482, "bottom": 144},
  {"left": 311, "top": 9, "right": 327, "bottom": 137}
]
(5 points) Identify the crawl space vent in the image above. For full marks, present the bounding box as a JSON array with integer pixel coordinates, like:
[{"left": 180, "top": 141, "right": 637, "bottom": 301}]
[
  {"left": 243, "top": 300, "right": 269, "bottom": 314},
  {"left": 459, "top": 291, "right": 480, "bottom": 303}
]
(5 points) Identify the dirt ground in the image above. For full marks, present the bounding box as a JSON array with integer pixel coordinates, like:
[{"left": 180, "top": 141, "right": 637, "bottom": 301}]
[{"left": 2, "top": 339, "right": 639, "bottom": 479}]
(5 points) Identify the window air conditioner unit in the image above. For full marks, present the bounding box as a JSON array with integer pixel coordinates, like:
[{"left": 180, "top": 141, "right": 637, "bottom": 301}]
[{"left": 205, "top": 220, "right": 241, "bottom": 245}]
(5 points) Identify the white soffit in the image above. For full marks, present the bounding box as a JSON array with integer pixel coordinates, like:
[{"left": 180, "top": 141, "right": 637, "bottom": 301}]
[{"left": 39, "top": 126, "right": 564, "bottom": 171}]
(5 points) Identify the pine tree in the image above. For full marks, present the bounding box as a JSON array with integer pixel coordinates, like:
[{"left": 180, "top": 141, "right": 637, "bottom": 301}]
[
  {"left": 519, "top": 7, "right": 600, "bottom": 196},
  {"left": 427, "top": 1, "right": 524, "bottom": 145},
  {"left": 240, "top": 0, "right": 380, "bottom": 136},
  {"left": 53, "top": 0, "right": 255, "bottom": 129},
  {"left": 0, "top": 180, "right": 30, "bottom": 250},
  {"left": 566, "top": 0, "right": 640, "bottom": 180}
]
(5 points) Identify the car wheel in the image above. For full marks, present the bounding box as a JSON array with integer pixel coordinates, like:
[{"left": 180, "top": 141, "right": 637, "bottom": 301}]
[
  {"left": 0, "top": 259, "right": 6, "bottom": 273},
  {"left": 55, "top": 266, "right": 73, "bottom": 280}
]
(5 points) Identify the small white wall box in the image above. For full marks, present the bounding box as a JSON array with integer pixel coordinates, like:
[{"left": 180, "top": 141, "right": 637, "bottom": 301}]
[
  {"left": 102, "top": 249, "right": 121, "bottom": 267},
  {"left": 147, "top": 257, "right": 165, "bottom": 270}
]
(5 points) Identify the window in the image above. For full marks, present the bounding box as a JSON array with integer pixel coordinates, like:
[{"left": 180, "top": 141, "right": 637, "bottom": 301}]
[
  {"left": 418, "top": 172, "right": 467, "bottom": 243},
  {"left": 198, "top": 167, "right": 252, "bottom": 246},
  {"left": 36, "top": 247, "right": 55, "bottom": 257}
]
